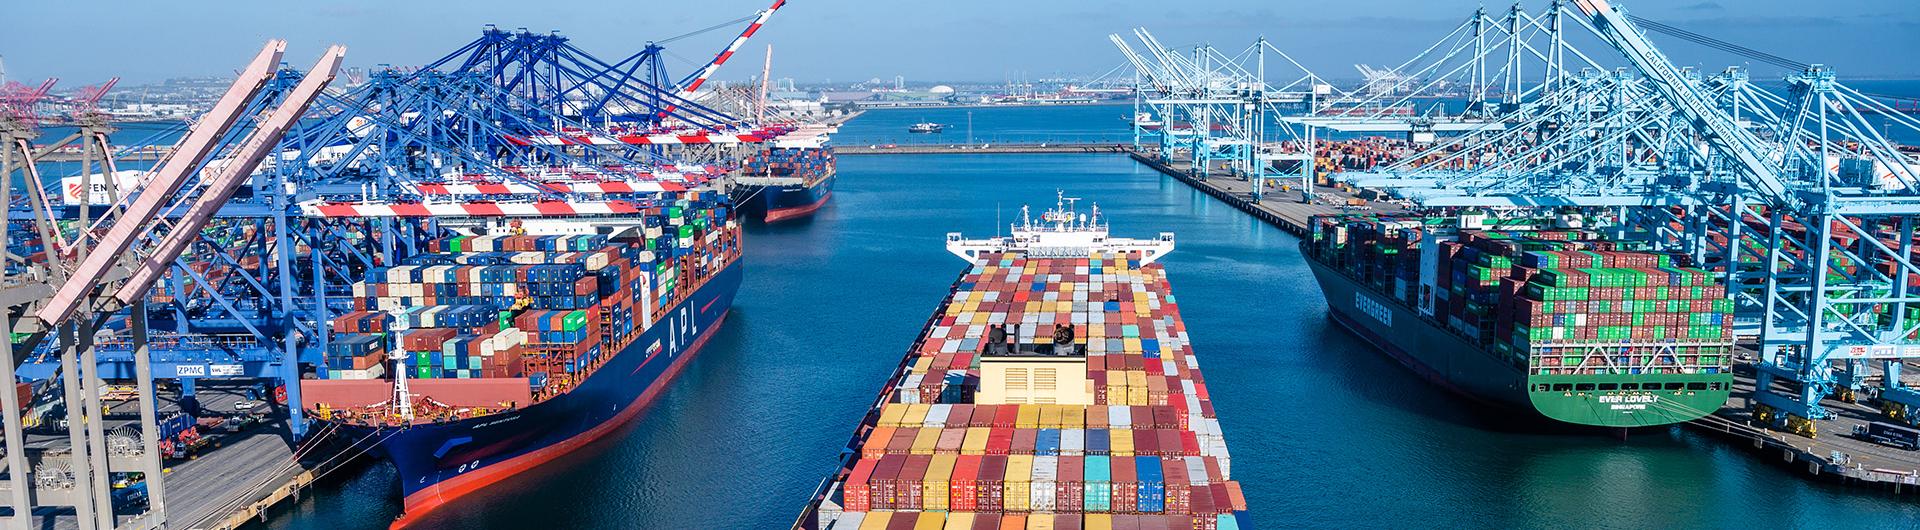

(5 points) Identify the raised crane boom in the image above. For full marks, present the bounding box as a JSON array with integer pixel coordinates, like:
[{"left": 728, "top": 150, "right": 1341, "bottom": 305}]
[
  {"left": 1572, "top": 0, "right": 1793, "bottom": 207},
  {"left": 676, "top": 0, "right": 786, "bottom": 96}
]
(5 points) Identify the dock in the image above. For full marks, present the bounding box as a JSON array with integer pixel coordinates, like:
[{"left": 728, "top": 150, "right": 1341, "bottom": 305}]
[
  {"left": 1686, "top": 363, "right": 1920, "bottom": 494},
  {"left": 1125, "top": 150, "right": 1400, "bottom": 237},
  {"left": 836, "top": 143, "right": 1131, "bottom": 156}
]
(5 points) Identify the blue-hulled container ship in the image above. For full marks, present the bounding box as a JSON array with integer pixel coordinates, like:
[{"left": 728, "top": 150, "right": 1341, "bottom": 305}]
[
  {"left": 739, "top": 125, "right": 836, "bottom": 222},
  {"left": 301, "top": 192, "right": 741, "bottom": 525}
]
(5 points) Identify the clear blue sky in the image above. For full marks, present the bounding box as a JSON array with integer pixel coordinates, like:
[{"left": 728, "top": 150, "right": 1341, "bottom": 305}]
[{"left": 4, "top": 0, "right": 1917, "bottom": 86}]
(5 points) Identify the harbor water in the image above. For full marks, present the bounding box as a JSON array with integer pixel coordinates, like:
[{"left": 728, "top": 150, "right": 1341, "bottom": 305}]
[{"left": 265, "top": 105, "right": 1920, "bottom": 529}]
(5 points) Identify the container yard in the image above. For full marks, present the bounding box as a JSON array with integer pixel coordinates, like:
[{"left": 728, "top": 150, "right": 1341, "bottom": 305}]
[
  {"left": 6, "top": 0, "right": 1920, "bottom": 528},
  {"left": 796, "top": 196, "right": 1249, "bottom": 530}
]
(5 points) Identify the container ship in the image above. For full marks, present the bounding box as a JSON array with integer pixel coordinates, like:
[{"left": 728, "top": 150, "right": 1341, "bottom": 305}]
[
  {"left": 738, "top": 125, "right": 837, "bottom": 222},
  {"left": 798, "top": 193, "right": 1251, "bottom": 530},
  {"left": 300, "top": 191, "right": 742, "bottom": 524},
  {"left": 1302, "top": 211, "right": 1734, "bottom": 428}
]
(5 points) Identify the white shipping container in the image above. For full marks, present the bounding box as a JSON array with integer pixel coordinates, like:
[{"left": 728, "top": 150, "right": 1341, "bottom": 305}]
[
  {"left": 335, "top": 363, "right": 387, "bottom": 380},
  {"left": 1185, "top": 457, "right": 1210, "bottom": 485},
  {"left": 1031, "top": 455, "right": 1059, "bottom": 511},
  {"left": 1061, "top": 429, "right": 1085, "bottom": 456},
  {"left": 1108, "top": 405, "right": 1132, "bottom": 427},
  {"left": 924, "top": 404, "right": 951, "bottom": 428}
]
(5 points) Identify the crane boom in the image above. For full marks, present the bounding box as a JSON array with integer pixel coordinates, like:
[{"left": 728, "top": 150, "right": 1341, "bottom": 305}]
[
  {"left": 34, "top": 41, "right": 286, "bottom": 327},
  {"left": 112, "top": 45, "right": 347, "bottom": 307},
  {"left": 676, "top": 0, "right": 786, "bottom": 95},
  {"left": 1572, "top": 0, "right": 1793, "bottom": 206}
]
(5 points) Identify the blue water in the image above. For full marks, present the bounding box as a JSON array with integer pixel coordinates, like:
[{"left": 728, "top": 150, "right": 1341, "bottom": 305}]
[
  {"left": 261, "top": 145, "right": 1920, "bottom": 528},
  {"left": 835, "top": 104, "right": 1138, "bottom": 147}
]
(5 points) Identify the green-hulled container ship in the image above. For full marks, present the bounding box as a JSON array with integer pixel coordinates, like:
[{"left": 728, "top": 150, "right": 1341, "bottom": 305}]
[{"left": 1302, "top": 211, "right": 1733, "bottom": 428}]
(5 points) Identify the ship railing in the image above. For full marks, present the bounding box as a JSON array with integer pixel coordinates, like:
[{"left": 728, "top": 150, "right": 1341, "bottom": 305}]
[{"left": 1527, "top": 340, "right": 1737, "bottom": 375}]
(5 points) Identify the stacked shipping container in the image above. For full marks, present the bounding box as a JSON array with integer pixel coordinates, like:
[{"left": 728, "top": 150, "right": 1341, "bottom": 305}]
[
  {"left": 1307, "top": 213, "right": 1736, "bottom": 379},
  {"left": 817, "top": 252, "right": 1250, "bottom": 530},
  {"left": 309, "top": 192, "right": 743, "bottom": 423}
]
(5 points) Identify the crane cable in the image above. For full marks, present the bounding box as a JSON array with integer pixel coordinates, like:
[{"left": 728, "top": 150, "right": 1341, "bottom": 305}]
[{"left": 1625, "top": 15, "right": 1810, "bottom": 71}]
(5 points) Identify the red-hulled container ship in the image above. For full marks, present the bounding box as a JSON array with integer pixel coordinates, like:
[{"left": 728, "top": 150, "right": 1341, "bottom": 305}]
[{"left": 301, "top": 191, "right": 741, "bottom": 525}]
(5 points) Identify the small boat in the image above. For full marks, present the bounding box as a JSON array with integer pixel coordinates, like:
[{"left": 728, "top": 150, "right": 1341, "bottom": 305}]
[
  {"left": 907, "top": 121, "right": 943, "bottom": 133},
  {"left": 1128, "top": 111, "right": 1162, "bottom": 131}
]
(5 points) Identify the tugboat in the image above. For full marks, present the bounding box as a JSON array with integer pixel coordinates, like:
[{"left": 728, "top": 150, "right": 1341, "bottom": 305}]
[{"left": 907, "top": 121, "right": 943, "bottom": 133}]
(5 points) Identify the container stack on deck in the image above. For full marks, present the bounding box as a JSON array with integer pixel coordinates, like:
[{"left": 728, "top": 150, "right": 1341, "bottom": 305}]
[
  {"left": 309, "top": 192, "right": 741, "bottom": 418},
  {"left": 812, "top": 251, "right": 1249, "bottom": 530},
  {"left": 746, "top": 146, "right": 834, "bottom": 181},
  {"left": 1309, "top": 213, "right": 1735, "bottom": 375}
]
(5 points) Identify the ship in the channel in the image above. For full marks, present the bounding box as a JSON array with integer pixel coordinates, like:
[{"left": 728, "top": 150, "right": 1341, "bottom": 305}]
[
  {"left": 738, "top": 123, "right": 837, "bottom": 222},
  {"left": 796, "top": 192, "right": 1251, "bottom": 530},
  {"left": 300, "top": 191, "right": 742, "bottom": 524},
  {"left": 1303, "top": 210, "right": 1734, "bottom": 428}
]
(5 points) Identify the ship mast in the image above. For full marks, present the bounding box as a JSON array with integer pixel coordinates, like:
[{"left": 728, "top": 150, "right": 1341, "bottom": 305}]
[{"left": 387, "top": 309, "right": 415, "bottom": 423}]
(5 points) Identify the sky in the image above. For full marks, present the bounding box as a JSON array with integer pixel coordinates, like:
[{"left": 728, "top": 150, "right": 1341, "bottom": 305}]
[{"left": 3, "top": 0, "right": 1918, "bottom": 87}]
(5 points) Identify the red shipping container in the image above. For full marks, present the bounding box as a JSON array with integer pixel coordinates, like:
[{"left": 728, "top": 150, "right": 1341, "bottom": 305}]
[
  {"left": 970, "top": 513, "right": 1000, "bottom": 530},
  {"left": 1013, "top": 428, "right": 1038, "bottom": 455},
  {"left": 873, "top": 455, "right": 906, "bottom": 510},
  {"left": 1057, "top": 455, "right": 1085, "bottom": 513},
  {"left": 844, "top": 458, "right": 878, "bottom": 512},
  {"left": 900, "top": 455, "right": 931, "bottom": 510},
  {"left": 993, "top": 405, "right": 1019, "bottom": 428},
  {"left": 1113, "top": 455, "right": 1140, "bottom": 513},
  {"left": 1158, "top": 430, "right": 1183, "bottom": 457},
  {"left": 951, "top": 455, "right": 982, "bottom": 512},
  {"left": 987, "top": 427, "right": 1014, "bottom": 455},
  {"left": 1162, "top": 456, "right": 1191, "bottom": 515},
  {"left": 885, "top": 514, "right": 917, "bottom": 530},
  {"left": 1115, "top": 514, "right": 1143, "bottom": 530},
  {"left": 971, "top": 405, "right": 999, "bottom": 428},
  {"left": 1054, "top": 514, "right": 1083, "bottom": 530},
  {"left": 1134, "top": 429, "right": 1158, "bottom": 456},
  {"left": 889, "top": 426, "right": 918, "bottom": 454},
  {"left": 979, "top": 455, "right": 1008, "bottom": 512}
]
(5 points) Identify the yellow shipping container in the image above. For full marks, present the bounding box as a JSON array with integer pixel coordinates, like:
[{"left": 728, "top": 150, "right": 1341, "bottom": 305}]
[
  {"left": 904, "top": 404, "right": 931, "bottom": 428},
  {"left": 914, "top": 511, "right": 945, "bottom": 530},
  {"left": 1039, "top": 405, "right": 1062, "bottom": 429},
  {"left": 1005, "top": 454, "right": 1034, "bottom": 512},
  {"left": 1127, "top": 372, "right": 1148, "bottom": 390},
  {"left": 1085, "top": 513, "right": 1114, "bottom": 530},
  {"left": 962, "top": 427, "right": 990, "bottom": 455},
  {"left": 1127, "top": 388, "right": 1149, "bottom": 406},
  {"left": 912, "top": 356, "right": 935, "bottom": 375},
  {"left": 859, "top": 511, "right": 892, "bottom": 530},
  {"left": 1062, "top": 406, "right": 1085, "bottom": 429},
  {"left": 1027, "top": 514, "right": 1057, "bottom": 530},
  {"left": 1110, "top": 428, "right": 1134, "bottom": 456},
  {"left": 1016, "top": 405, "right": 1040, "bottom": 429},
  {"left": 925, "top": 454, "right": 958, "bottom": 511},
  {"left": 945, "top": 512, "right": 977, "bottom": 528},
  {"left": 879, "top": 404, "right": 908, "bottom": 428},
  {"left": 911, "top": 427, "right": 941, "bottom": 455}
]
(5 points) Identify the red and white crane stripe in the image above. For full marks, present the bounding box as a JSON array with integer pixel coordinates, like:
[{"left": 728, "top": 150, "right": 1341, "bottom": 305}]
[
  {"left": 299, "top": 200, "right": 646, "bottom": 218},
  {"left": 414, "top": 181, "right": 687, "bottom": 195},
  {"left": 679, "top": 0, "right": 786, "bottom": 95}
]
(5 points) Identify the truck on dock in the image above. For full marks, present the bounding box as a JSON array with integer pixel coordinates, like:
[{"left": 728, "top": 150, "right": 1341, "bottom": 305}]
[{"left": 1854, "top": 421, "right": 1920, "bottom": 451}]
